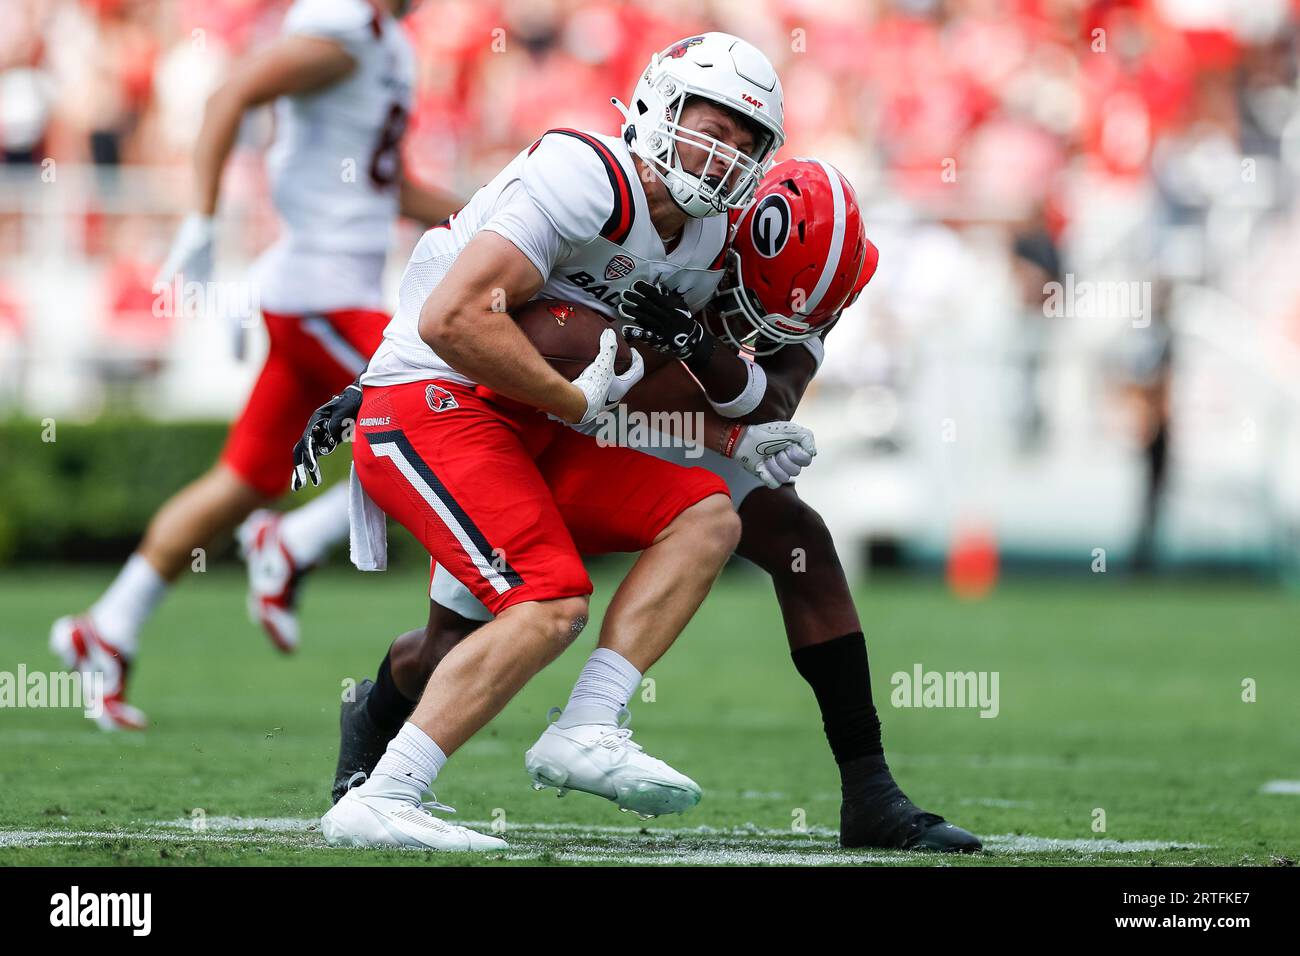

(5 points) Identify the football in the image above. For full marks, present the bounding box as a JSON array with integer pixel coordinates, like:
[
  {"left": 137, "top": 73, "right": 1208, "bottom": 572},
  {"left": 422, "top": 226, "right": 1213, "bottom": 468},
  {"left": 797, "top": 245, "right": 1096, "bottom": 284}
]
[{"left": 513, "top": 298, "right": 634, "bottom": 380}]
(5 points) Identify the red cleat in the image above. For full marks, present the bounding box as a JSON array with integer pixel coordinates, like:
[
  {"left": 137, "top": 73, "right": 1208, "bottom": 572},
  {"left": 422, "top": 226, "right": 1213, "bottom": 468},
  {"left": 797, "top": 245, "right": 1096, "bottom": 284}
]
[
  {"left": 49, "top": 615, "right": 148, "bottom": 731},
  {"left": 237, "top": 509, "right": 303, "bottom": 653}
]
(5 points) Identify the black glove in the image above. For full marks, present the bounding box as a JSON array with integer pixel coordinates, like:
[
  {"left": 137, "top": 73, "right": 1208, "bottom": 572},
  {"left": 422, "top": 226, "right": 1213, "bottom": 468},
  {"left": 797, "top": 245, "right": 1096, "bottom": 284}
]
[
  {"left": 291, "top": 383, "right": 362, "bottom": 491},
  {"left": 617, "top": 280, "right": 716, "bottom": 371}
]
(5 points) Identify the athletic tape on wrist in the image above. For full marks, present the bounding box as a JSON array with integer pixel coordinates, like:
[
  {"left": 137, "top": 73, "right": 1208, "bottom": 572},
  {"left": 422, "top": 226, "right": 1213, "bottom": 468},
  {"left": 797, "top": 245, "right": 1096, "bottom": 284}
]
[{"left": 708, "top": 361, "right": 767, "bottom": 419}]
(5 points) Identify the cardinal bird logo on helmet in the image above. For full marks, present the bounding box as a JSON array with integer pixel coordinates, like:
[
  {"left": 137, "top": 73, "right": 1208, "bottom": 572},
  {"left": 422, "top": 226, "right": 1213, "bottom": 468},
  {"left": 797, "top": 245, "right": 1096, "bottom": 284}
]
[{"left": 663, "top": 36, "right": 705, "bottom": 59}]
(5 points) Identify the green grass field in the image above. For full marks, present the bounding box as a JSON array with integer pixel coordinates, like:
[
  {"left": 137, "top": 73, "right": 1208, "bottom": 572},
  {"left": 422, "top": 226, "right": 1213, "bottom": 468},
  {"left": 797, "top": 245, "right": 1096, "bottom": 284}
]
[{"left": 1, "top": 563, "right": 1297, "bottom": 866}]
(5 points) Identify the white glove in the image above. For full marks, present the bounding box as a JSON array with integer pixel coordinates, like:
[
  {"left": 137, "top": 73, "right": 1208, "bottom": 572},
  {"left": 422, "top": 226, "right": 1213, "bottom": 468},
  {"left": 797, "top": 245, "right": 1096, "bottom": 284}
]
[
  {"left": 155, "top": 213, "right": 215, "bottom": 288},
  {"left": 571, "top": 328, "right": 645, "bottom": 425},
  {"left": 764, "top": 444, "right": 815, "bottom": 484},
  {"left": 725, "top": 420, "right": 817, "bottom": 489}
]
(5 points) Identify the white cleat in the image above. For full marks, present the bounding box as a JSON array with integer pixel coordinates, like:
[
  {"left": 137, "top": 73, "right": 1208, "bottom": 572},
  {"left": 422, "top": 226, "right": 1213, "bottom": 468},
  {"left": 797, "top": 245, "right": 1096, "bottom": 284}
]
[
  {"left": 237, "top": 509, "right": 302, "bottom": 653},
  {"left": 321, "top": 776, "right": 507, "bottom": 852},
  {"left": 524, "top": 708, "right": 701, "bottom": 818},
  {"left": 49, "top": 615, "right": 148, "bottom": 731}
]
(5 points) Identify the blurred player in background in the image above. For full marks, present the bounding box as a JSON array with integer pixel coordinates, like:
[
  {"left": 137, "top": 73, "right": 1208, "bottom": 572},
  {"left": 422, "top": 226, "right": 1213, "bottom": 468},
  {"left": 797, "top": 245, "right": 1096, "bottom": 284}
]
[
  {"left": 49, "top": 0, "right": 459, "bottom": 729},
  {"left": 313, "top": 159, "right": 980, "bottom": 851}
]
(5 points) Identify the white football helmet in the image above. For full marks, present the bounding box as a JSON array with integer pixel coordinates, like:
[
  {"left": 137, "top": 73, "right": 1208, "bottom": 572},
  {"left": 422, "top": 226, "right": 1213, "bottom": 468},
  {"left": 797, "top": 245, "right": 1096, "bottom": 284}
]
[{"left": 613, "top": 33, "right": 785, "bottom": 219}]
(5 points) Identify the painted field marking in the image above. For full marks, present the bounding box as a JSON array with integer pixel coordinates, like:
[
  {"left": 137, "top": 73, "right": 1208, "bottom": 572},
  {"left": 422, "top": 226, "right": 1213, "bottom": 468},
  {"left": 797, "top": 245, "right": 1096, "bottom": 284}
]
[
  {"left": 1260, "top": 780, "right": 1300, "bottom": 795},
  {"left": 0, "top": 817, "right": 1209, "bottom": 865}
]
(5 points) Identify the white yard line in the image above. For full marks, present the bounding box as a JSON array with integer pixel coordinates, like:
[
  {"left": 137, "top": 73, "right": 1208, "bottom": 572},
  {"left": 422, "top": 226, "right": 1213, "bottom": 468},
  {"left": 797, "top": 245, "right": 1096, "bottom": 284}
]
[
  {"left": 959, "top": 797, "right": 1035, "bottom": 809},
  {"left": 0, "top": 816, "right": 1209, "bottom": 863},
  {"left": 982, "top": 835, "right": 1207, "bottom": 853},
  {"left": 1260, "top": 780, "right": 1300, "bottom": 795}
]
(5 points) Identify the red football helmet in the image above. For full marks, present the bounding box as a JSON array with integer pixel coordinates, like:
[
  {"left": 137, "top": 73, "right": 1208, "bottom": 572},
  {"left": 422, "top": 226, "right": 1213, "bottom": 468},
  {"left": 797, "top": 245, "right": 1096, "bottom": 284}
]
[{"left": 715, "top": 158, "right": 876, "bottom": 353}]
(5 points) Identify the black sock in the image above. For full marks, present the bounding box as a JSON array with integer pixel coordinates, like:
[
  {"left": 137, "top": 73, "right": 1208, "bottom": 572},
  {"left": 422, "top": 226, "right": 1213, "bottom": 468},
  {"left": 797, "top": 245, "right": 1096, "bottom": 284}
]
[
  {"left": 365, "top": 651, "right": 418, "bottom": 739},
  {"left": 791, "top": 632, "right": 883, "bottom": 768}
]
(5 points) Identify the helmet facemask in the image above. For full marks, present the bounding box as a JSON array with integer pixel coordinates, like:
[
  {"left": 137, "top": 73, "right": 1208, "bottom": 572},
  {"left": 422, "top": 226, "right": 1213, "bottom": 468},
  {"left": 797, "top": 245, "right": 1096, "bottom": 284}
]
[
  {"left": 715, "top": 249, "right": 819, "bottom": 356},
  {"left": 645, "top": 91, "right": 776, "bottom": 218},
  {"left": 616, "top": 38, "right": 786, "bottom": 219}
]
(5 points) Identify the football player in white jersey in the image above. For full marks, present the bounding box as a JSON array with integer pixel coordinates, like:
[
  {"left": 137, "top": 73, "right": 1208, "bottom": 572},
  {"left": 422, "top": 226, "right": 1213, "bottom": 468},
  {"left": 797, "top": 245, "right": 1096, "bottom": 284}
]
[
  {"left": 49, "top": 0, "right": 459, "bottom": 729},
  {"left": 317, "top": 33, "right": 793, "bottom": 851},
  {"left": 311, "top": 159, "right": 982, "bottom": 852}
]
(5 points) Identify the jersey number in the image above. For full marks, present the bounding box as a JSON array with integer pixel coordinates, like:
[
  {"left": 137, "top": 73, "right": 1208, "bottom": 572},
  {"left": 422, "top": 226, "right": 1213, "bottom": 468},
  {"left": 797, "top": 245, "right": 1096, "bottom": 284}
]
[{"left": 369, "top": 103, "right": 407, "bottom": 189}]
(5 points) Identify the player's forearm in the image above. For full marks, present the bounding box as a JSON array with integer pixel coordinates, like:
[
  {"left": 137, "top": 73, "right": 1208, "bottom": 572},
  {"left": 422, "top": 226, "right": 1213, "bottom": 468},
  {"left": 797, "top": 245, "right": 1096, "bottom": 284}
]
[
  {"left": 191, "top": 87, "right": 247, "bottom": 216},
  {"left": 623, "top": 373, "right": 731, "bottom": 454},
  {"left": 418, "top": 232, "right": 587, "bottom": 421},
  {"left": 623, "top": 362, "right": 811, "bottom": 474},
  {"left": 743, "top": 345, "right": 819, "bottom": 423},
  {"left": 692, "top": 346, "right": 815, "bottom": 423},
  {"left": 190, "top": 37, "right": 357, "bottom": 216},
  {"left": 400, "top": 177, "right": 463, "bottom": 228},
  {"left": 736, "top": 384, "right": 800, "bottom": 423},
  {"left": 741, "top": 364, "right": 813, "bottom": 422},
  {"left": 687, "top": 347, "right": 750, "bottom": 407},
  {"left": 701, "top": 410, "right": 740, "bottom": 455},
  {"left": 423, "top": 305, "right": 584, "bottom": 422}
]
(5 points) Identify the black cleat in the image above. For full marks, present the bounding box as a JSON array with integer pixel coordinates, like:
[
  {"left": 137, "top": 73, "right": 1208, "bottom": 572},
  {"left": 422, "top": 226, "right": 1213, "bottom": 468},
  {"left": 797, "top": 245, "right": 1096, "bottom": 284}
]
[
  {"left": 330, "top": 679, "right": 390, "bottom": 805},
  {"left": 839, "top": 755, "right": 982, "bottom": 853}
]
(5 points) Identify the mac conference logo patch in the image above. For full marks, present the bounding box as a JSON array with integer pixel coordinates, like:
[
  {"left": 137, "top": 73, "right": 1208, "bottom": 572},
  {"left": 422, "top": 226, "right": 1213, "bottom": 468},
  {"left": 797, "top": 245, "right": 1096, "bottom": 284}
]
[{"left": 605, "top": 254, "right": 635, "bottom": 281}]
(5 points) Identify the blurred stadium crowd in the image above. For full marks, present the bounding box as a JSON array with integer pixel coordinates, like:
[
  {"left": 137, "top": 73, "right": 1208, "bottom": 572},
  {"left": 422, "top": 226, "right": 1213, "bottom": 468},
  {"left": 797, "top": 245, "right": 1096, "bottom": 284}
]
[{"left": 2, "top": 0, "right": 1300, "bottom": 570}]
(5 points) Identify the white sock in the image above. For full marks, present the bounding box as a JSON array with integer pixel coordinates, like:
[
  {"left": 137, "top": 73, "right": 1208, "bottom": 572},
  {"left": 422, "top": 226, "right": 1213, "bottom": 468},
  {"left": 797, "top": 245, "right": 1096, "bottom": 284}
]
[
  {"left": 368, "top": 722, "right": 447, "bottom": 799},
  {"left": 278, "top": 482, "right": 350, "bottom": 568},
  {"left": 88, "top": 553, "right": 168, "bottom": 655},
  {"left": 557, "top": 647, "right": 642, "bottom": 728}
]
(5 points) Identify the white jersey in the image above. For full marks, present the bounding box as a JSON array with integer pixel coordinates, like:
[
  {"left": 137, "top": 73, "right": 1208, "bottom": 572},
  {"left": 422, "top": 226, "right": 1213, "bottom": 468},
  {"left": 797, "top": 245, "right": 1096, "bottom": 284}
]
[
  {"left": 363, "top": 128, "right": 729, "bottom": 386},
  {"left": 253, "top": 0, "right": 415, "bottom": 314}
]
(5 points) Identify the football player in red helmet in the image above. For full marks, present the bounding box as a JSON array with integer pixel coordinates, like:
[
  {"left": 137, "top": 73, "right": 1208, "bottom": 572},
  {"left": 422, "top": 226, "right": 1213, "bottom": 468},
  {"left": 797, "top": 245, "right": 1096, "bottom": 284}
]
[
  {"left": 622, "top": 156, "right": 878, "bottom": 470},
  {"left": 716, "top": 157, "right": 878, "bottom": 351},
  {"left": 310, "top": 159, "right": 981, "bottom": 852},
  {"left": 613, "top": 159, "right": 978, "bottom": 851}
]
